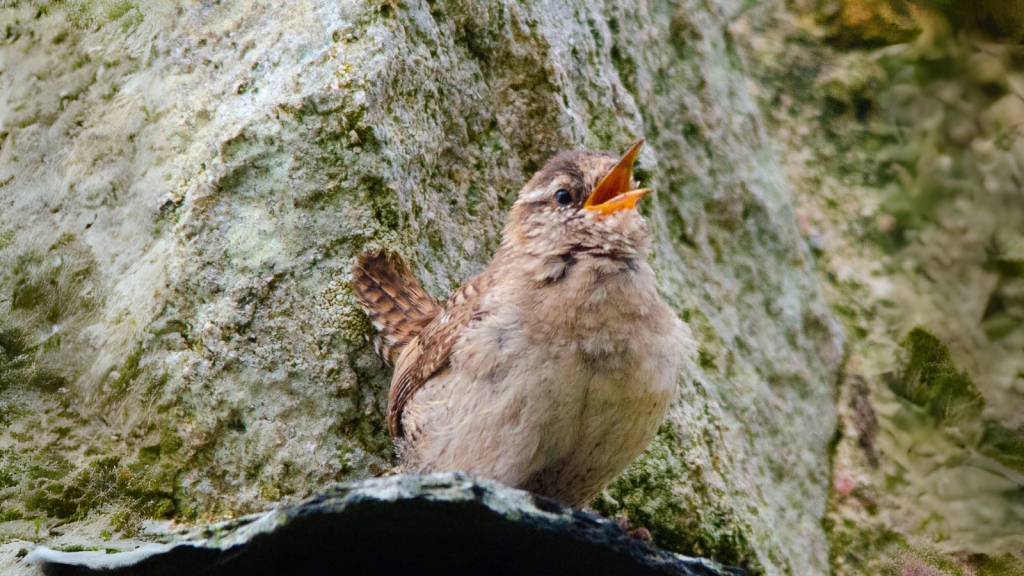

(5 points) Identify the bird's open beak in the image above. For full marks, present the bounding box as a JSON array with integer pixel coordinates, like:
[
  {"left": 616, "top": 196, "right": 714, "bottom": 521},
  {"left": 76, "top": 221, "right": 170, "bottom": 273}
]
[{"left": 584, "top": 139, "right": 652, "bottom": 216}]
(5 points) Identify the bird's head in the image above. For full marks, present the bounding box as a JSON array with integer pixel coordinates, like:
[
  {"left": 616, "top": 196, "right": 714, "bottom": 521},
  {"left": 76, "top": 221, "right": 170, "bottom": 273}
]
[{"left": 502, "top": 140, "right": 653, "bottom": 269}]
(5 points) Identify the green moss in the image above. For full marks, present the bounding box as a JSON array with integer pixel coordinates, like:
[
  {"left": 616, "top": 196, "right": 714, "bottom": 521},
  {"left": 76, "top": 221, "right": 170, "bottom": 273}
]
[
  {"left": 159, "top": 426, "right": 185, "bottom": 456},
  {"left": 71, "top": 53, "right": 91, "bottom": 70},
  {"left": 883, "top": 544, "right": 973, "bottom": 576},
  {"left": 978, "top": 422, "right": 1024, "bottom": 474},
  {"left": 1, "top": 319, "right": 73, "bottom": 396},
  {"left": 5, "top": 237, "right": 97, "bottom": 337},
  {"left": 887, "top": 328, "right": 984, "bottom": 423},
  {"left": 593, "top": 422, "right": 762, "bottom": 574},
  {"left": 25, "top": 456, "right": 176, "bottom": 521},
  {"left": 11, "top": 279, "right": 50, "bottom": 313},
  {"left": 366, "top": 177, "right": 401, "bottom": 232},
  {"left": 110, "top": 346, "right": 143, "bottom": 395},
  {"left": 138, "top": 444, "right": 161, "bottom": 465},
  {"left": 27, "top": 452, "right": 73, "bottom": 481},
  {"left": 29, "top": 369, "right": 68, "bottom": 393},
  {"left": 0, "top": 327, "right": 30, "bottom": 358},
  {"left": 56, "top": 545, "right": 102, "bottom": 552},
  {"left": 464, "top": 182, "right": 486, "bottom": 218},
  {"left": 60, "top": 0, "right": 142, "bottom": 30},
  {"left": 104, "top": 1, "right": 137, "bottom": 22},
  {"left": 339, "top": 346, "right": 395, "bottom": 465},
  {"left": 0, "top": 508, "right": 24, "bottom": 522},
  {"left": 100, "top": 83, "right": 119, "bottom": 101},
  {"left": 0, "top": 326, "right": 33, "bottom": 393},
  {"left": 697, "top": 348, "right": 717, "bottom": 371},
  {"left": 827, "top": 512, "right": 905, "bottom": 573},
  {"left": 978, "top": 553, "right": 1024, "bottom": 576}
]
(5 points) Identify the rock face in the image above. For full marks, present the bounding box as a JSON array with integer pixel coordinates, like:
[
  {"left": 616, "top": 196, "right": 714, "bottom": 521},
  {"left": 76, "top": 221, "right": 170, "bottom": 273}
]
[
  {"left": 10, "top": 0, "right": 1024, "bottom": 575},
  {"left": 24, "top": 473, "right": 742, "bottom": 576},
  {"left": 1, "top": 1, "right": 847, "bottom": 575},
  {"left": 751, "top": 3, "right": 1024, "bottom": 575}
]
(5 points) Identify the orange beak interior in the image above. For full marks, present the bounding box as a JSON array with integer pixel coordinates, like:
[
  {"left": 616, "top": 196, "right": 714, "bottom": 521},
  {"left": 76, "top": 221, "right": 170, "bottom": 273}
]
[{"left": 584, "top": 139, "right": 652, "bottom": 216}]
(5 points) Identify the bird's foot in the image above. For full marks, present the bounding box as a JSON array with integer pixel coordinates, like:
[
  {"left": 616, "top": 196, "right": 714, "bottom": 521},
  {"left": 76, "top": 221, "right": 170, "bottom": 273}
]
[
  {"left": 615, "top": 513, "right": 653, "bottom": 543},
  {"left": 626, "top": 526, "right": 652, "bottom": 542}
]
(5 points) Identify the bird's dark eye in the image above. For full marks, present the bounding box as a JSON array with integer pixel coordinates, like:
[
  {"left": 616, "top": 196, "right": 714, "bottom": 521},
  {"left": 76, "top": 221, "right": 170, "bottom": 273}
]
[{"left": 554, "top": 189, "right": 573, "bottom": 206}]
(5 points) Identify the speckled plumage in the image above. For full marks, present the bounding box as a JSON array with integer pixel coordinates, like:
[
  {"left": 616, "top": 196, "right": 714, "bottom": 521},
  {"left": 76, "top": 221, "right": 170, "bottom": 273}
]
[{"left": 353, "top": 145, "right": 695, "bottom": 508}]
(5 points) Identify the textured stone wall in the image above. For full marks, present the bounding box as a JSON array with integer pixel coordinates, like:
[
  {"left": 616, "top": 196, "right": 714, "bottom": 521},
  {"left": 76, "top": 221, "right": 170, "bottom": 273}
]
[
  {"left": 2, "top": 1, "right": 850, "bottom": 575},
  {"left": 745, "top": 2, "right": 1024, "bottom": 574}
]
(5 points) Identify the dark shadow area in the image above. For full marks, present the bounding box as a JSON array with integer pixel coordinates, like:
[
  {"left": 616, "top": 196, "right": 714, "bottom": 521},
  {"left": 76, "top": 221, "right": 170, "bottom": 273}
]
[{"left": 38, "top": 475, "right": 742, "bottom": 576}]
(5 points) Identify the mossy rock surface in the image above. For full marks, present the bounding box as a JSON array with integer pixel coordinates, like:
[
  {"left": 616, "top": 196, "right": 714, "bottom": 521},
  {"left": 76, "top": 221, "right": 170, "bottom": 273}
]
[
  {"left": 5, "top": 0, "right": 1024, "bottom": 574},
  {"left": 0, "top": 0, "right": 907, "bottom": 574}
]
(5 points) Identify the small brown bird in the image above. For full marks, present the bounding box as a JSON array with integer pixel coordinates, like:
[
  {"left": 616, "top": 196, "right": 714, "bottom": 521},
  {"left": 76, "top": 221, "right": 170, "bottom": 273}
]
[{"left": 353, "top": 141, "right": 695, "bottom": 508}]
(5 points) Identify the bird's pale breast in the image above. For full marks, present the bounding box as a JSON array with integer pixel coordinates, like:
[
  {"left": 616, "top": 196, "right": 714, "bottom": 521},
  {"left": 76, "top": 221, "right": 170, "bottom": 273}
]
[{"left": 398, "top": 265, "right": 693, "bottom": 507}]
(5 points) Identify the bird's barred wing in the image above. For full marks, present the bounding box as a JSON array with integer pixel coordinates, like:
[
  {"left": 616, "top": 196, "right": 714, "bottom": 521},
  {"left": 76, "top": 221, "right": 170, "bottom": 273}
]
[{"left": 388, "top": 274, "right": 489, "bottom": 438}]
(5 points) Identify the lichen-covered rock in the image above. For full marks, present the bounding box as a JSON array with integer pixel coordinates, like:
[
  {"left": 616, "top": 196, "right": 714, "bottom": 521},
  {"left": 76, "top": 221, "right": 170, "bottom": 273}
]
[
  {"left": 1, "top": 1, "right": 846, "bottom": 575},
  {"left": 752, "top": 2, "right": 1024, "bottom": 574},
  {"left": 23, "top": 473, "right": 743, "bottom": 576}
]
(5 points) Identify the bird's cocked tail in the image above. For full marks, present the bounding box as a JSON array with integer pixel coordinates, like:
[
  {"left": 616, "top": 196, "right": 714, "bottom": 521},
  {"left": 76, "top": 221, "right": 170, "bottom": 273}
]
[{"left": 352, "top": 251, "right": 441, "bottom": 365}]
